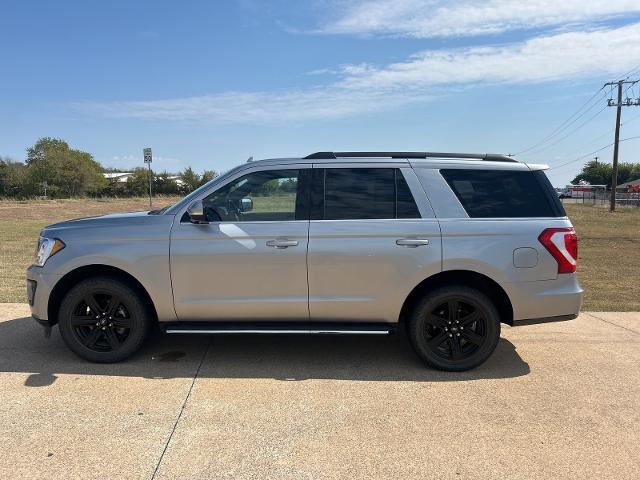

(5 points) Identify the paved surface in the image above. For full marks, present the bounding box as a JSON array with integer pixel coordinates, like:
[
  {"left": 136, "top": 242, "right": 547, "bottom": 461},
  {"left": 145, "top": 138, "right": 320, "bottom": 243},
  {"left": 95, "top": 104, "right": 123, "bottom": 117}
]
[{"left": 0, "top": 304, "right": 638, "bottom": 480}]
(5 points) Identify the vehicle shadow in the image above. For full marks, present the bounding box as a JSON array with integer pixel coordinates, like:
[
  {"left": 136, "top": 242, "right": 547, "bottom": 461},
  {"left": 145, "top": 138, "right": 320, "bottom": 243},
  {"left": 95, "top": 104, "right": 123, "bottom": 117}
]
[{"left": 0, "top": 316, "right": 530, "bottom": 386}]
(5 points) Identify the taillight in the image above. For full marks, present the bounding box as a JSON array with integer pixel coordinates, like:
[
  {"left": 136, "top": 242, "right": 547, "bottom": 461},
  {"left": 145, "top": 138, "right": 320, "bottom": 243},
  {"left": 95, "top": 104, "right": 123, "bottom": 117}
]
[{"left": 538, "top": 228, "right": 578, "bottom": 274}]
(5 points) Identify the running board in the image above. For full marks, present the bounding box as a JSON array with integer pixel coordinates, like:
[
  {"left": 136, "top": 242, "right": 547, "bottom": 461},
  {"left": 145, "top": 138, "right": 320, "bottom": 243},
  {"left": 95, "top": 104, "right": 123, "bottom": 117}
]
[{"left": 162, "top": 321, "right": 396, "bottom": 335}]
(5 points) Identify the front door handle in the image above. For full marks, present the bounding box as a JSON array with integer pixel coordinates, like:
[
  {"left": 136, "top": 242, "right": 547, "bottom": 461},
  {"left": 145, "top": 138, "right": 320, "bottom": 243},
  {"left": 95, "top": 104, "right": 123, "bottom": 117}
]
[
  {"left": 396, "top": 238, "right": 429, "bottom": 247},
  {"left": 266, "top": 239, "right": 299, "bottom": 249}
]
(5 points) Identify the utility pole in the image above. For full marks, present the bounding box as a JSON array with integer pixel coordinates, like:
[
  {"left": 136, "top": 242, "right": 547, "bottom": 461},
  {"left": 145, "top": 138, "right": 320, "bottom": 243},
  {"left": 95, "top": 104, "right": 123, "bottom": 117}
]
[
  {"left": 605, "top": 79, "right": 639, "bottom": 211},
  {"left": 594, "top": 156, "right": 598, "bottom": 165}
]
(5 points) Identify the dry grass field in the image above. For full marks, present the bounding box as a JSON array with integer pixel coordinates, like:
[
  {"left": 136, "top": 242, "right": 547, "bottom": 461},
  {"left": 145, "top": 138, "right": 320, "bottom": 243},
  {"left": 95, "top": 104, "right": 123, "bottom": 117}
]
[
  {"left": 0, "top": 197, "right": 178, "bottom": 303},
  {"left": 564, "top": 203, "right": 640, "bottom": 311},
  {"left": 0, "top": 198, "right": 638, "bottom": 310}
]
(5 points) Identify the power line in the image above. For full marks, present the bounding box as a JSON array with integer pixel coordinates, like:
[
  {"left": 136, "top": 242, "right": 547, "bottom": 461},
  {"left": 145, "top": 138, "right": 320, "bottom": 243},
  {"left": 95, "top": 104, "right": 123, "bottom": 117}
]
[
  {"left": 522, "top": 103, "right": 608, "bottom": 156},
  {"left": 525, "top": 109, "right": 640, "bottom": 166},
  {"left": 550, "top": 110, "right": 640, "bottom": 162},
  {"left": 549, "top": 135, "right": 640, "bottom": 171},
  {"left": 620, "top": 63, "right": 640, "bottom": 80},
  {"left": 514, "top": 86, "right": 606, "bottom": 155}
]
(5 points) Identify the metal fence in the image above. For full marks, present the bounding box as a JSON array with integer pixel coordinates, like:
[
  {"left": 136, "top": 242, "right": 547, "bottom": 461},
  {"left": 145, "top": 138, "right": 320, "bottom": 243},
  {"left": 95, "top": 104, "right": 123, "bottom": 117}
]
[{"left": 561, "top": 189, "right": 640, "bottom": 207}]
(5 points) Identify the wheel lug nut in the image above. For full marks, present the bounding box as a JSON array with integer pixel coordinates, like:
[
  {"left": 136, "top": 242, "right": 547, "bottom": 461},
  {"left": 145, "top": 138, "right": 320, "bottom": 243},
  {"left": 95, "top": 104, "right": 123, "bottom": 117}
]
[
  {"left": 457, "top": 333, "right": 460, "bottom": 336},
  {"left": 109, "top": 323, "right": 113, "bottom": 327},
  {"left": 102, "top": 327, "right": 106, "bottom": 330},
  {"left": 460, "top": 327, "right": 464, "bottom": 330},
  {"left": 448, "top": 333, "right": 453, "bottom": 337}
]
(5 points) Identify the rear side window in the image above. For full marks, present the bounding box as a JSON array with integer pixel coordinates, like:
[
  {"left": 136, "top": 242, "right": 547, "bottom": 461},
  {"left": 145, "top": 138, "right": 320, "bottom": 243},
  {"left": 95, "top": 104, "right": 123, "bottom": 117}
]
[
  {"left": 440, "top": 169, "right": 565, "bottom": 218},
  {"left": 321, "top": 168, "right": 421, "bottom": 220}
]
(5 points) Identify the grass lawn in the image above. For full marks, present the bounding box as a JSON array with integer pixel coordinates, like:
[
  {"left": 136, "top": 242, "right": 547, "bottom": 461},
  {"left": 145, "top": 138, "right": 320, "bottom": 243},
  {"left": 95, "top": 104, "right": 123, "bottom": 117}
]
[{"left": 1, "top": 198, "right": 638, "bottom": 310}]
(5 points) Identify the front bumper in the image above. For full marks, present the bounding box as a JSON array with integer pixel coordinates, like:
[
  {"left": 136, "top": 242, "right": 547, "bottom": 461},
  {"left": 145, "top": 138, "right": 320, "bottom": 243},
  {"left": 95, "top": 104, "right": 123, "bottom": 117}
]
[{"left": 26, "top": 266, "right": 62, "bottom": 325}]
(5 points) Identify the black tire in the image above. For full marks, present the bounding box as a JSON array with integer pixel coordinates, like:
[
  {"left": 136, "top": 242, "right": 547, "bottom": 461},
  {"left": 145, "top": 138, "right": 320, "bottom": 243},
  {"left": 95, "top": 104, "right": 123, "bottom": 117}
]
[
  {"left": 408, "top": 286, "right": 501, "bottom": 371},
  {"left": 58, "top": 277, "right": 152, "bottom": 363}
]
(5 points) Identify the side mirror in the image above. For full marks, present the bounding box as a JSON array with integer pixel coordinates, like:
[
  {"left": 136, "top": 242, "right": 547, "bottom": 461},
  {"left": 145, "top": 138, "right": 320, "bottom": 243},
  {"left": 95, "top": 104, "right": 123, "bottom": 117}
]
[
  {"left": 240, "top": 197, "right": 253, "bottom": 212},
  {"left": 186, "top": 200, "right": 208, "bottom": 224}
]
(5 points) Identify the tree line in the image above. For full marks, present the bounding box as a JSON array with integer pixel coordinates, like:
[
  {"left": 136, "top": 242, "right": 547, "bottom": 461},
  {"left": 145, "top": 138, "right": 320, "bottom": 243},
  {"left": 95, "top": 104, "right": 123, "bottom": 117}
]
[
  {"left": 572, "top": 160, "right": 640, "bottom": 188},
  {"left": 0, "top": 138, "right": 216, "bottom": 198}
]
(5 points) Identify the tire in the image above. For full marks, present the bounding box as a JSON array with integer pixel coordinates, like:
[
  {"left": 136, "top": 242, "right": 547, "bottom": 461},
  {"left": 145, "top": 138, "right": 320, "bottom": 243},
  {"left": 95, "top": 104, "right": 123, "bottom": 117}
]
[
  {"left": 407, "top": 286, "right": 501, "bottom": 371},
  {"left": 58, "top": 277, "right": 152, "bottom": 363}
]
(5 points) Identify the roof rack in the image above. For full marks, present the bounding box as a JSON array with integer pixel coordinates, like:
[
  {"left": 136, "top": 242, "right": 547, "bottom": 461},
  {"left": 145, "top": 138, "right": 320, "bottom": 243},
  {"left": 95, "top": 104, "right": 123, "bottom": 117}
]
[{"left": 304, "top": 151, "right": 517, "bottom": 163}]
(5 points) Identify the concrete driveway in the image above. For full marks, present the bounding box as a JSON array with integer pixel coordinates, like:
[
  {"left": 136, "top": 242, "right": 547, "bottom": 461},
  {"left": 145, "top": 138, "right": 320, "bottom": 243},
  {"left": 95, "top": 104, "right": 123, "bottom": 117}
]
[{"left": 0, "top": 304, "right": 638, "bottom": 480}]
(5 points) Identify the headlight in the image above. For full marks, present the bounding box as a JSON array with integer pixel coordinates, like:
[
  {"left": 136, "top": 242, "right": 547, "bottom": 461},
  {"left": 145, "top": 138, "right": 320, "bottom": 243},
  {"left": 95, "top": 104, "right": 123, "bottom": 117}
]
[{"left": 34, "top": 237, "right": 65, "bottom": 267}]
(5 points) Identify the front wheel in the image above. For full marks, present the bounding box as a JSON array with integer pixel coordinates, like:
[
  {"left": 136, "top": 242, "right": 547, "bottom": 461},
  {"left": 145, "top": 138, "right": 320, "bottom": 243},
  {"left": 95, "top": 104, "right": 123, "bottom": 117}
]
[
  {"left": 408, "top": 286, "right": 501, "bottom": 371},
  {"left": 58, "top": 277, "right": 152, "bottom": 363}
]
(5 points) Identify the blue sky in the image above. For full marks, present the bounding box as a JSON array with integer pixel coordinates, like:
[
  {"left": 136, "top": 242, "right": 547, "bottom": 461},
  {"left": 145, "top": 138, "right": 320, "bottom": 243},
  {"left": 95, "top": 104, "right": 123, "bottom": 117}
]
[{"left": 2, "top": 0, "right": 640, "bottom": 186}]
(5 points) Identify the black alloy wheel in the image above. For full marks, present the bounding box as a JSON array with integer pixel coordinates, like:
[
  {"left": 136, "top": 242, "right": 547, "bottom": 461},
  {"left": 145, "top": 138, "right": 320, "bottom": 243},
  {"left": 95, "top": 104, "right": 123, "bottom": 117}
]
[
  {"left": 408, "top": 286, "right": 501, "bottom": 371},
  {"left": 58, "top": 277, "right": 152, "bottom": 363},
  {"left": 423, "top": 298, "right": 487, "bottom": 361},
  {"left": 69, "top": 291, "right": 132, "bottom": 352}
]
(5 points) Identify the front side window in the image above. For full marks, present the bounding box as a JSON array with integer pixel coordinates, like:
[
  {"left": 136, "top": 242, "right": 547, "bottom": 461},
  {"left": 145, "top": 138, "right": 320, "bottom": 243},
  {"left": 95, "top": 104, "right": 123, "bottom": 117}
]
[
  {"left": 322, "top": 168, "right": 421, "bottom": 220},
  {"left": 202, "top": 169, "right": 301, "bottom": 222}
]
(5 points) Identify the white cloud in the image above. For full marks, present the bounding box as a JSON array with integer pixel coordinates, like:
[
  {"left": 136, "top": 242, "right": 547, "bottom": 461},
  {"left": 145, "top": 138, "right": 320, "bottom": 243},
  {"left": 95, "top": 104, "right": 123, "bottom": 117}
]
[
  {"left": 318, "top": 0, "right": 640, "bottom": 38},
  {"left": 74, "top": 23, "right": 640, "bottom": 124},
  {"left": 106, "top": 154, "right": 183, "bottom": 171},
  {"left": 338, "top": 22, "right": 640, "bottom": 89},
  {"left": 74, "top": 88, "right": 430, "bottom": 124}
]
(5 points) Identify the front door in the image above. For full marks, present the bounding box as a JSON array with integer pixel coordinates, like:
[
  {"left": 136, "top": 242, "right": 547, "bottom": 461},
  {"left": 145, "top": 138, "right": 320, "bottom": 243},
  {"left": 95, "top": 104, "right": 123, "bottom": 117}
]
[{"left": 170, "top": 166, "right": 310, "bottom": 321}]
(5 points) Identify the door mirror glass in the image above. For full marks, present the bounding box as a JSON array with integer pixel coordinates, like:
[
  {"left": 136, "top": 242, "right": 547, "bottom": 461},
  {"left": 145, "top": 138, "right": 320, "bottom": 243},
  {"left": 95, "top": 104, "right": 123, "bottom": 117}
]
[
  {"left": 186, "top": 200, "right": 208, "bottom": 223},
  {"left": 239, "top": 197, "right": 253, "bottom": 212}
]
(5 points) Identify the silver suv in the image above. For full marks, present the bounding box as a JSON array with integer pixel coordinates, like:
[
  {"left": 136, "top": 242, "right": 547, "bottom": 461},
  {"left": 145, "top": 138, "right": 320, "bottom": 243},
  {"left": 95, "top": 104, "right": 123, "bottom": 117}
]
[{"left": 26, "top": 152, "right": 582, "bottom": 371}]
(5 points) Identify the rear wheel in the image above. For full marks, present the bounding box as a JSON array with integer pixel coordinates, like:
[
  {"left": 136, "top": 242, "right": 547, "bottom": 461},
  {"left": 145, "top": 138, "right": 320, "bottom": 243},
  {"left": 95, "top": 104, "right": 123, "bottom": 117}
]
[
  {"left": 408, "top": 286, "right": 501, "bottom": 371},
  {"left": 58, "top": 277, "right": 152, "bottom": 363}
]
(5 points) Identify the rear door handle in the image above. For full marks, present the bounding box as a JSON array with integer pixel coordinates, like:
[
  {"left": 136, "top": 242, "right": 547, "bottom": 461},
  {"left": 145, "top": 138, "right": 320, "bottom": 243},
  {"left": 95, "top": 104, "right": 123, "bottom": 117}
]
[
  {"left": 396, "top": 238, "right": 429, "bottom": 247},
  {"left": 266, "top": 239, "right": 299, "bottom": 249}
]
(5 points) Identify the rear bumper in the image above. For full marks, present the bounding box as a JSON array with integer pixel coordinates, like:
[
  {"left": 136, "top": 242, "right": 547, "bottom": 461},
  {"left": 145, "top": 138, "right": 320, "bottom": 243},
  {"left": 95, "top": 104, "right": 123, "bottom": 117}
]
[
  {"left": 504, "top": 274, "right": 583, "bottom": 324},
  {"left": 511, "top": 313, "right": 578, "bottom": 326}
]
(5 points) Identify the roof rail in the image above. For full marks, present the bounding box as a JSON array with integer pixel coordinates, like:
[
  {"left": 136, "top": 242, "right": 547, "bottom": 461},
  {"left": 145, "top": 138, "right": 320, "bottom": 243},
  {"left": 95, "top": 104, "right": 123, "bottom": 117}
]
[{"left": 303, "top": 151, "right": 517, "bottom": 163}]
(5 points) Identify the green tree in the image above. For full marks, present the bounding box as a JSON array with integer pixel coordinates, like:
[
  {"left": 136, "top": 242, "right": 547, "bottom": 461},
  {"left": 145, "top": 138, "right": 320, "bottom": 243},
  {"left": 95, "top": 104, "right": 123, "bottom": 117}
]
[
  {"left": 125, "top": 168, "right": 151, "bottom": 196},
  {"left": 572, "top": 160, "right": 640, "bottom": 188},
  {"left": 0, "top": 157, "right": 28, "bottom": 197},
  {"left": 154, "top": 171, "right": 180, "bottom": 195},
  {"left": 180, "top": 167, "right": 201, "bottom": 193},
  {"left": 200, "top": 170, "right": 217, "bottom": 186},
  {"left": 23, "top": 137, "right": 106, "bottom": 197}
]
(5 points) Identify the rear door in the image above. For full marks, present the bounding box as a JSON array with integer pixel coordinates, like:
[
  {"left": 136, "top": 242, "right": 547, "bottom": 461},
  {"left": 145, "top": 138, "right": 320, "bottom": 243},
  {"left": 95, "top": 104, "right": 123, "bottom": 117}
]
[{"left": 307, "top": 164, "right": 442, "bottom": 323}]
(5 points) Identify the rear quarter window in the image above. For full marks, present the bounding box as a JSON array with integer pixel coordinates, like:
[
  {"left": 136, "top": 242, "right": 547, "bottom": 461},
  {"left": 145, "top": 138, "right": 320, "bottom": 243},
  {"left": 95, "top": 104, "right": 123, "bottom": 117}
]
[{"left": 440, "top": 169, "right": 565, "bottom": 218}]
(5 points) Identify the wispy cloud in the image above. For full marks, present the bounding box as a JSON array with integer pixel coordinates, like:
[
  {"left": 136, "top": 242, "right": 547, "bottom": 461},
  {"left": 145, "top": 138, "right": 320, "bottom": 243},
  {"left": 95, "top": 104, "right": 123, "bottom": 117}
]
[
  {"left": 74, "top": 88, "right": 430, "bottom": 124},
  {"left": 73, "top": 23, "right": 640, "bottom": 124},
  {"left": 107, "top": 154, "right": 183, "bottom": 170},
  {"left": 338, "top": 22, "right": 640, "bottom": 89},
  {"left": 317, "top": 0, "right": 640, "bottom": 38}
]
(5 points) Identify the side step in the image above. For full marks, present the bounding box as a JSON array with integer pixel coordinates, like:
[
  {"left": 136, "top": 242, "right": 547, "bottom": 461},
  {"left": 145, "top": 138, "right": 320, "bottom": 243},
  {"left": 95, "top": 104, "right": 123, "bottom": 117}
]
[{"left": 162, "top": 321, "right": 396, "bottom": 335}]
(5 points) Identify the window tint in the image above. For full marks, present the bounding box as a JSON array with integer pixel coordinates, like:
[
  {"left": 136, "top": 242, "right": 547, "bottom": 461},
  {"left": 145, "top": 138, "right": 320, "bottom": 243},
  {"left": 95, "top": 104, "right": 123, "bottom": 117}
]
[
  {"left": 440, "top": 169, "right": 564, "bottom": 218},
  {"left": 203, "top": 169, "right": 300, "bottom": 222},
  {"left": 396, "top": 171, "right": 421, "bottom": 218},
  {"left": 322, "top": 168, "right": 421, "bottom": 220}
]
